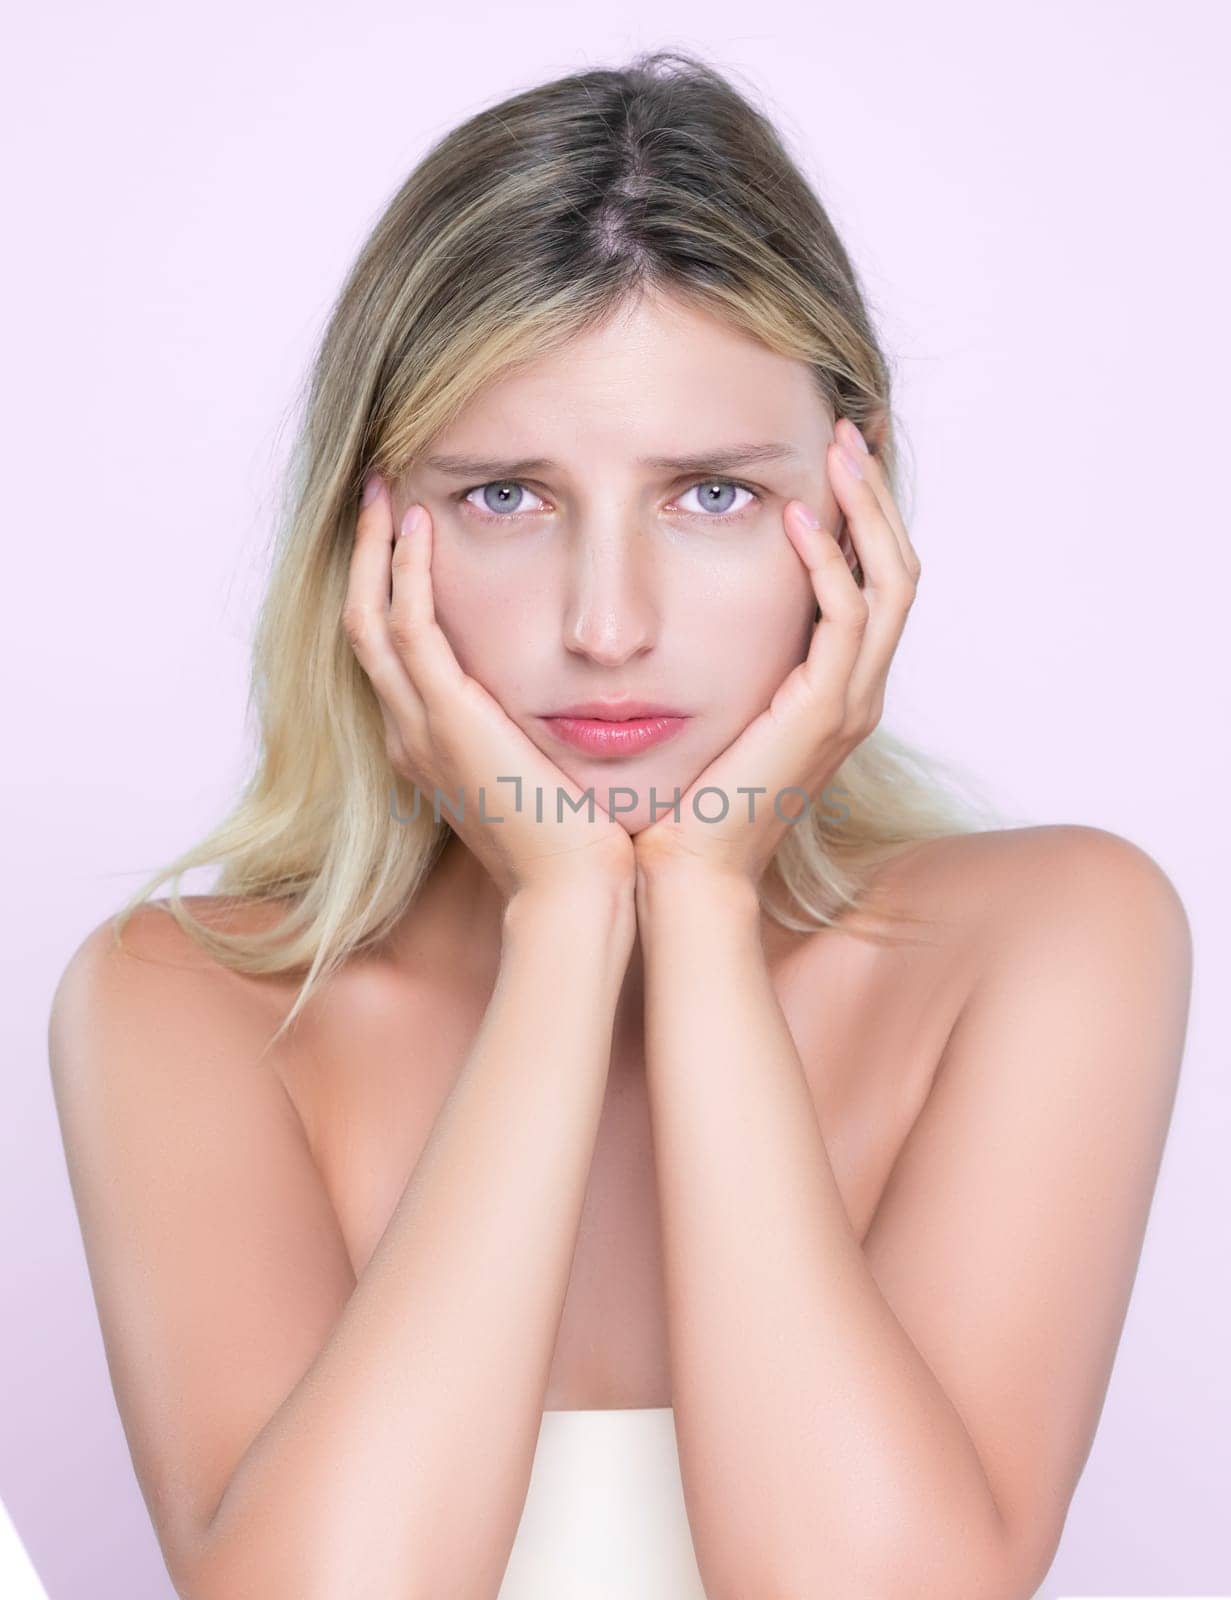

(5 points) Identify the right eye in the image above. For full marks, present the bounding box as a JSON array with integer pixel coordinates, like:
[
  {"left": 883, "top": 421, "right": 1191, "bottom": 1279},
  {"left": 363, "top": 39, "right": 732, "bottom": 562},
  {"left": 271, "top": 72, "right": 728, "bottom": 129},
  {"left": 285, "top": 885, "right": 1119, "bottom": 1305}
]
[{"left": 460, "top": 481, "right": 550, "bottom": 520}]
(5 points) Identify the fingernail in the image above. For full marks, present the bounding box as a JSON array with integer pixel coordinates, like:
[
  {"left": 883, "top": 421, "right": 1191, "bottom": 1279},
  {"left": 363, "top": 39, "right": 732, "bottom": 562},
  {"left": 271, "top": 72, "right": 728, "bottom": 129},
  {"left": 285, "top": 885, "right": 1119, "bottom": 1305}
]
[
  {"left": 399, "top": 504, "right": 423, "bottom": 539},
  {"left": 795, "top": 500, "right": 822, "bottom": 529},
  {"left": 836, "top": 443, "right": 864, "bottom": 480},
  {"left": 361, "top": 471, "right": 383, "bottom": 505}
]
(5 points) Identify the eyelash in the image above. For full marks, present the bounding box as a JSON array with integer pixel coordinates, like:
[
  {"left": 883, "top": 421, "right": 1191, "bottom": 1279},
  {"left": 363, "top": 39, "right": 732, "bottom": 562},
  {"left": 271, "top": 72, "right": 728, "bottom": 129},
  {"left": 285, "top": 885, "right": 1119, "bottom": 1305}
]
[{"left": 457, "top": 477, "right": 763, "bottom": 524}]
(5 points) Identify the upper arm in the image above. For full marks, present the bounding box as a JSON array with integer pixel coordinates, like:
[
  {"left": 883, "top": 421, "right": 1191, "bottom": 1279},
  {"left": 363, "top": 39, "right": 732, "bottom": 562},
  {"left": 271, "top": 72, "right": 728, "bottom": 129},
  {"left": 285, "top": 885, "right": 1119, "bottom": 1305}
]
[
  {"left": 860, "top": 826, "right": 1192, "bottom": 1577},
  {"left": 47, "top": 906, "right": 357, "bottom": 1589}
]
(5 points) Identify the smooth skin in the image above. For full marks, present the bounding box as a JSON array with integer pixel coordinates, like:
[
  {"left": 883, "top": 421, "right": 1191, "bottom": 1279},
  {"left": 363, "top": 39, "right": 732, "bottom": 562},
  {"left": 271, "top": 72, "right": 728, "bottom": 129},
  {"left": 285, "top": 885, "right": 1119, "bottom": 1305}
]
[{"left": 48, "top": 289, "right": 1192, "bottom": 1600}]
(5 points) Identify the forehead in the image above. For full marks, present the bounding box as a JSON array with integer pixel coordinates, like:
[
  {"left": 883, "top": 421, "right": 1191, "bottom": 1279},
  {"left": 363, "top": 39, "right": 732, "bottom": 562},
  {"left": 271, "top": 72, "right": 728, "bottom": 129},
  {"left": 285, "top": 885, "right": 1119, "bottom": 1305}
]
[{"left": 428, "top": 292, "right": 829, "bottom": 464}]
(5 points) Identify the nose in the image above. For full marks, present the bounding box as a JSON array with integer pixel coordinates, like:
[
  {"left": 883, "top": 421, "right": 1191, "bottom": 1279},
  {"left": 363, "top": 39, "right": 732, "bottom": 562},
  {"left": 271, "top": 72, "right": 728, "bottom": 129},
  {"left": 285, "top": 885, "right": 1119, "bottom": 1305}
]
[{"left": 561, "top": 521, "right": 657, "bottom": 667}]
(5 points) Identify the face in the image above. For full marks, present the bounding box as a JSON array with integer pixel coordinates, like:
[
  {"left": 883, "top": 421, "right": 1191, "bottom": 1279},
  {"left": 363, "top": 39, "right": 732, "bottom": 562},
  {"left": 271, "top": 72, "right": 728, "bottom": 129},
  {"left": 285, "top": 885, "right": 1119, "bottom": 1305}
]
[{"left": 391, "top": 287, "right": 839, "bottom": 834}]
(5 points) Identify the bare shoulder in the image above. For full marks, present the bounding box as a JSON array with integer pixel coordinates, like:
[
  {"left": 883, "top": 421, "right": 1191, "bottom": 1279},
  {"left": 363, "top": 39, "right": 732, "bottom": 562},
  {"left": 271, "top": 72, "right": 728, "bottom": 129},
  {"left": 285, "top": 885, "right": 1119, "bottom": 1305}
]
[
  {"left": 830, "top": 823, "right": 1193, "bottom": 1080},
  {"left": 52, "top": 892, "right": 298, "bottom": 1023},
  {"left": 954, "top": 820, "right": 1185, "bottom": 896},
  {"left": 48, "top": 894, "right": 310, "bottom": 1117},
  {"left": 967, "top": 823, "right": 1189, "bottom": 959},
  {"left": 858, "top": 822, "right": 1190, "bottom": 964},
  {"left": 885, "top": 823, "right": 1194, "bottom": 1113}
]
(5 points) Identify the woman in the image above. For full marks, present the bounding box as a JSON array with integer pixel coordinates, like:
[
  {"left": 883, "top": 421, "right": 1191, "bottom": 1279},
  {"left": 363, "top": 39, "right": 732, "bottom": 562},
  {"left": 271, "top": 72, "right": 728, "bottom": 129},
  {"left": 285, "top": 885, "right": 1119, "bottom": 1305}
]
[{"left": 48, "top": 48, "right": 1192, "bottom": 1600}]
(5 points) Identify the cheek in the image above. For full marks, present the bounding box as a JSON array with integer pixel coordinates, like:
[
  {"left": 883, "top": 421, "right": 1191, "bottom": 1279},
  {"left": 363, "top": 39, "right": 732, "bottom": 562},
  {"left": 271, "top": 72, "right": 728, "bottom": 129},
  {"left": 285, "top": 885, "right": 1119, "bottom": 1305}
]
[
  {"left": 430, "top": 564, "right": 521, "bottom": 686},
  {"left": 430, "top": 565, "right": 574, "bottom": 735},
  {"left": 424, "top": 525, "right": 560, "bottom": 678},
  {"left": 699, "top": 564, "right": 816, "bottom": 694}
]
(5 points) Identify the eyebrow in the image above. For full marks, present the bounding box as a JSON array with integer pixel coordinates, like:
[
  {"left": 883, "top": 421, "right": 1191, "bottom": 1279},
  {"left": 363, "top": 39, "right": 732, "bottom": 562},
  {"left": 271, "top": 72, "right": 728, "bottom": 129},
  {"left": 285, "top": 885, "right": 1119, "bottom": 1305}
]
[{"left": 421, "top": 441, "right": 803, "bottom": 478}]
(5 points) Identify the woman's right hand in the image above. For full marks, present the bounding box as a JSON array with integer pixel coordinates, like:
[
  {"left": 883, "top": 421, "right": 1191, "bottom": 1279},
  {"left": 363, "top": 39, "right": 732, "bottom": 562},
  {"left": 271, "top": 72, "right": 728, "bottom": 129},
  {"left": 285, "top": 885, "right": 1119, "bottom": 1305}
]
[{"left": 343, "top": 474, "right": 635, "bottom": 904}]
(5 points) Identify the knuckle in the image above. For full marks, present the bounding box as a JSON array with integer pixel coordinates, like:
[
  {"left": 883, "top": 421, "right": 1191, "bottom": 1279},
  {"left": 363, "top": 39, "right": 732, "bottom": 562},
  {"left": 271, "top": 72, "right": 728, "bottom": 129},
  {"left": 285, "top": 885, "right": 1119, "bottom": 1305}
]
[
  {"left": 384, "top": 725, "right": 424, "bottom": 783},
  {"left": 342, "top": 603, "right": 375, "bottom": 650},
  {"left": 387, "top": 613, "right": 417, "bottom": 653},
  {"left": 387, "top": 745, "right": 416, "bottom": 784},
  {"left": 838, "top": 693, "right": 862, "bottom": 729},
  {"left": 815, "top": 695, "right": 847, "bottom": 738}
]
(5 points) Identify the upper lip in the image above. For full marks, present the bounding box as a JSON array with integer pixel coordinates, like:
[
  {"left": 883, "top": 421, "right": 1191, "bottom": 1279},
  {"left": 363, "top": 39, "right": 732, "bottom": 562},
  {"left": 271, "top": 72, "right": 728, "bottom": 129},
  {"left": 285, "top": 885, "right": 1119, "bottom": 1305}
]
[{"left": 544, "top": 699, "right": 686, "bottom": 721}]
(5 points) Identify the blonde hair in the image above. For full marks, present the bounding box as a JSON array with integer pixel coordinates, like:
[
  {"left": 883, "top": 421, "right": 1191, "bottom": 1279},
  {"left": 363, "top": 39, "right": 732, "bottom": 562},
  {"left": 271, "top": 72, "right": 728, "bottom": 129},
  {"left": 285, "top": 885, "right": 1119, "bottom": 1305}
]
[{"left": 111, "top": 47, "right": 1012, "bottom": 1044}]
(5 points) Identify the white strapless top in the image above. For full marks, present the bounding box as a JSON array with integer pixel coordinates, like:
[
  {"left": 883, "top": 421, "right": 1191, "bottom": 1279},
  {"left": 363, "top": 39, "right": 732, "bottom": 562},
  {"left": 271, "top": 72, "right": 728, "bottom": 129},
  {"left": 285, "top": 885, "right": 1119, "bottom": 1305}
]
[
  {"left": 497, "top": 1406, "right": 707, "bottom": 1598},
  {"left": 497, "top": 1405, "right": 1050, "bottom": 1599}
]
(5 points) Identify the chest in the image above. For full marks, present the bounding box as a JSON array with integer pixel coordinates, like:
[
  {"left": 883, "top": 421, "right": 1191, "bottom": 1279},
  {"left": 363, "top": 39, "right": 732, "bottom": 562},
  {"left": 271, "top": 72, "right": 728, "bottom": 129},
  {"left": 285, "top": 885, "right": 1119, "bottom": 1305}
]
[{"left": 282, "top": 925, "right": 971, "bottom": 1410}]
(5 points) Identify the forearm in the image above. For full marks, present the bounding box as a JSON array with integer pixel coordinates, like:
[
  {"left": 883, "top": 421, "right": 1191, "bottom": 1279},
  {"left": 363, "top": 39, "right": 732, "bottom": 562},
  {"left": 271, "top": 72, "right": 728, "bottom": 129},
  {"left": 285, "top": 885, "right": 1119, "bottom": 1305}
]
[
  {"left": 187, "top": 875, "right": 636, "bottom": 1600},
  {"left": 637, "top": 863, "right": 1007, "bottom": 1599}
]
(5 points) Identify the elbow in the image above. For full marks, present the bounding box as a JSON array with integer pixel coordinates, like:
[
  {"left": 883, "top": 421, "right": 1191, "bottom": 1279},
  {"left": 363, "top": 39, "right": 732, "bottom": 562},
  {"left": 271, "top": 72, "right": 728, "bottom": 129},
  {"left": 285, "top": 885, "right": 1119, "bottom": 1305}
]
[
  {"left": 743, "top": 1559, "right": 1047, "bottom": 1600},
  {"left": 168, "top": 1525, "right": 431, "bottom": 1600},
  {"left": 159, "top": 1505, "right": 255, "bottom": 1600},
  {"left": 749, "top": 1514, "right": 1054, "bottom": 1600},
  {"left": 163, "top": 1526, "right": 342, "bottom": 1600},
  {"left": 163, "top": 1524, "right": 261, "bottom": 1600},
  {"left": 159, "top": 1487, "right": 334, "bottom": 1600},
  {"left": 161, "top": 1529, "right": 217, "bottom": 1600}
]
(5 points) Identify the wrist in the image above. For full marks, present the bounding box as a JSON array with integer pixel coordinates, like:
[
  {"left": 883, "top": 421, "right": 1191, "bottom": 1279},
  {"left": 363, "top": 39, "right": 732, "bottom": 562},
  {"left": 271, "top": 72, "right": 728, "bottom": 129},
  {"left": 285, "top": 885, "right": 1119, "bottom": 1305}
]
[
  {"left": 503, "top": 867, "right": 636, "bottom": 941},
  {"left": 633, "top": 851, "right": 762, "bottom": 922}
]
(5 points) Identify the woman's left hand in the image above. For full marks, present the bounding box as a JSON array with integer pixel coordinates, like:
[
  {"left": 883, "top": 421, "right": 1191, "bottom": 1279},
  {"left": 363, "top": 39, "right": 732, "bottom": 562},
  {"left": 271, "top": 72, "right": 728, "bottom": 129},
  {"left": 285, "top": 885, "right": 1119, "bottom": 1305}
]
[{"left": 633, "top": 416, "right": 922, "bottom": 887}]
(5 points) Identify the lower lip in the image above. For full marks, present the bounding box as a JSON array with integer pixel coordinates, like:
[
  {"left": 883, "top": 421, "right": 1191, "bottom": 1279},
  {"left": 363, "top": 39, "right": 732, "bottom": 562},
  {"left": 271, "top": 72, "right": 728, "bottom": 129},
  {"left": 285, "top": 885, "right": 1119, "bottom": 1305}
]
[{"left": 541, "top": 715, "right": 688, "bottom": 756}]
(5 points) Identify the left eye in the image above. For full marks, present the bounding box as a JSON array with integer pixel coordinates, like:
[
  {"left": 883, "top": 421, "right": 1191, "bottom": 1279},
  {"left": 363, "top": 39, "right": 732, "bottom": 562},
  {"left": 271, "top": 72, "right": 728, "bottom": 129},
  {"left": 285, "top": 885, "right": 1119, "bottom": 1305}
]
[
  {"left": 675, "top": 479, "right": 758, "bottom": 517},
  {"left": 462, "top": 481, "right": 549, "bottom": 518}
]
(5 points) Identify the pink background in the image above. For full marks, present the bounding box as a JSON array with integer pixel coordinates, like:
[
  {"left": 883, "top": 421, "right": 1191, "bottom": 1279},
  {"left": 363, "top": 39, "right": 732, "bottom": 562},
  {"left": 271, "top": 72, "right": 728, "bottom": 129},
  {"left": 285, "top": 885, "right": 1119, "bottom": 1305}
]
[{"left": 4, "top": 3, "right": 1228, "bottom": 1595}]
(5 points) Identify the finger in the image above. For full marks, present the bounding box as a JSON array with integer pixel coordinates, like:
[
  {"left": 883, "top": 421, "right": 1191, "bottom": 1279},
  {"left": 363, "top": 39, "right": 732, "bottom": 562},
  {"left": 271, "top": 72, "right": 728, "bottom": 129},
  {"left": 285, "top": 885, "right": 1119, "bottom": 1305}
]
[
  {"left": 783, "top": 502, "right": 868, "bottom": 714},
  {"left": 387, "top": 502, "right": 470, "bottom": 709},
  {"left": 836, "top": 418, "right": 921, "bottom": 579},
  {"left": 821, "top": 445, "right": 916, "bottom": 709},
  {"left": 343, "top": 475, "right": 427, "bottom": 730}
]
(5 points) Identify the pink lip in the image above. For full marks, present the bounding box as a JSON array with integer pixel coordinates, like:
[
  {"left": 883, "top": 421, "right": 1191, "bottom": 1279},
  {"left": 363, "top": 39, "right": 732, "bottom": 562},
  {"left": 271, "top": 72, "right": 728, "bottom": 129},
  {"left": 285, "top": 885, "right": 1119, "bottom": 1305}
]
[
  {"left": 547, "top": 699, "right": 685, "bottom": 720},
  {"left": 540, "top": 713, "right": 688, "bottom": 757}
]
